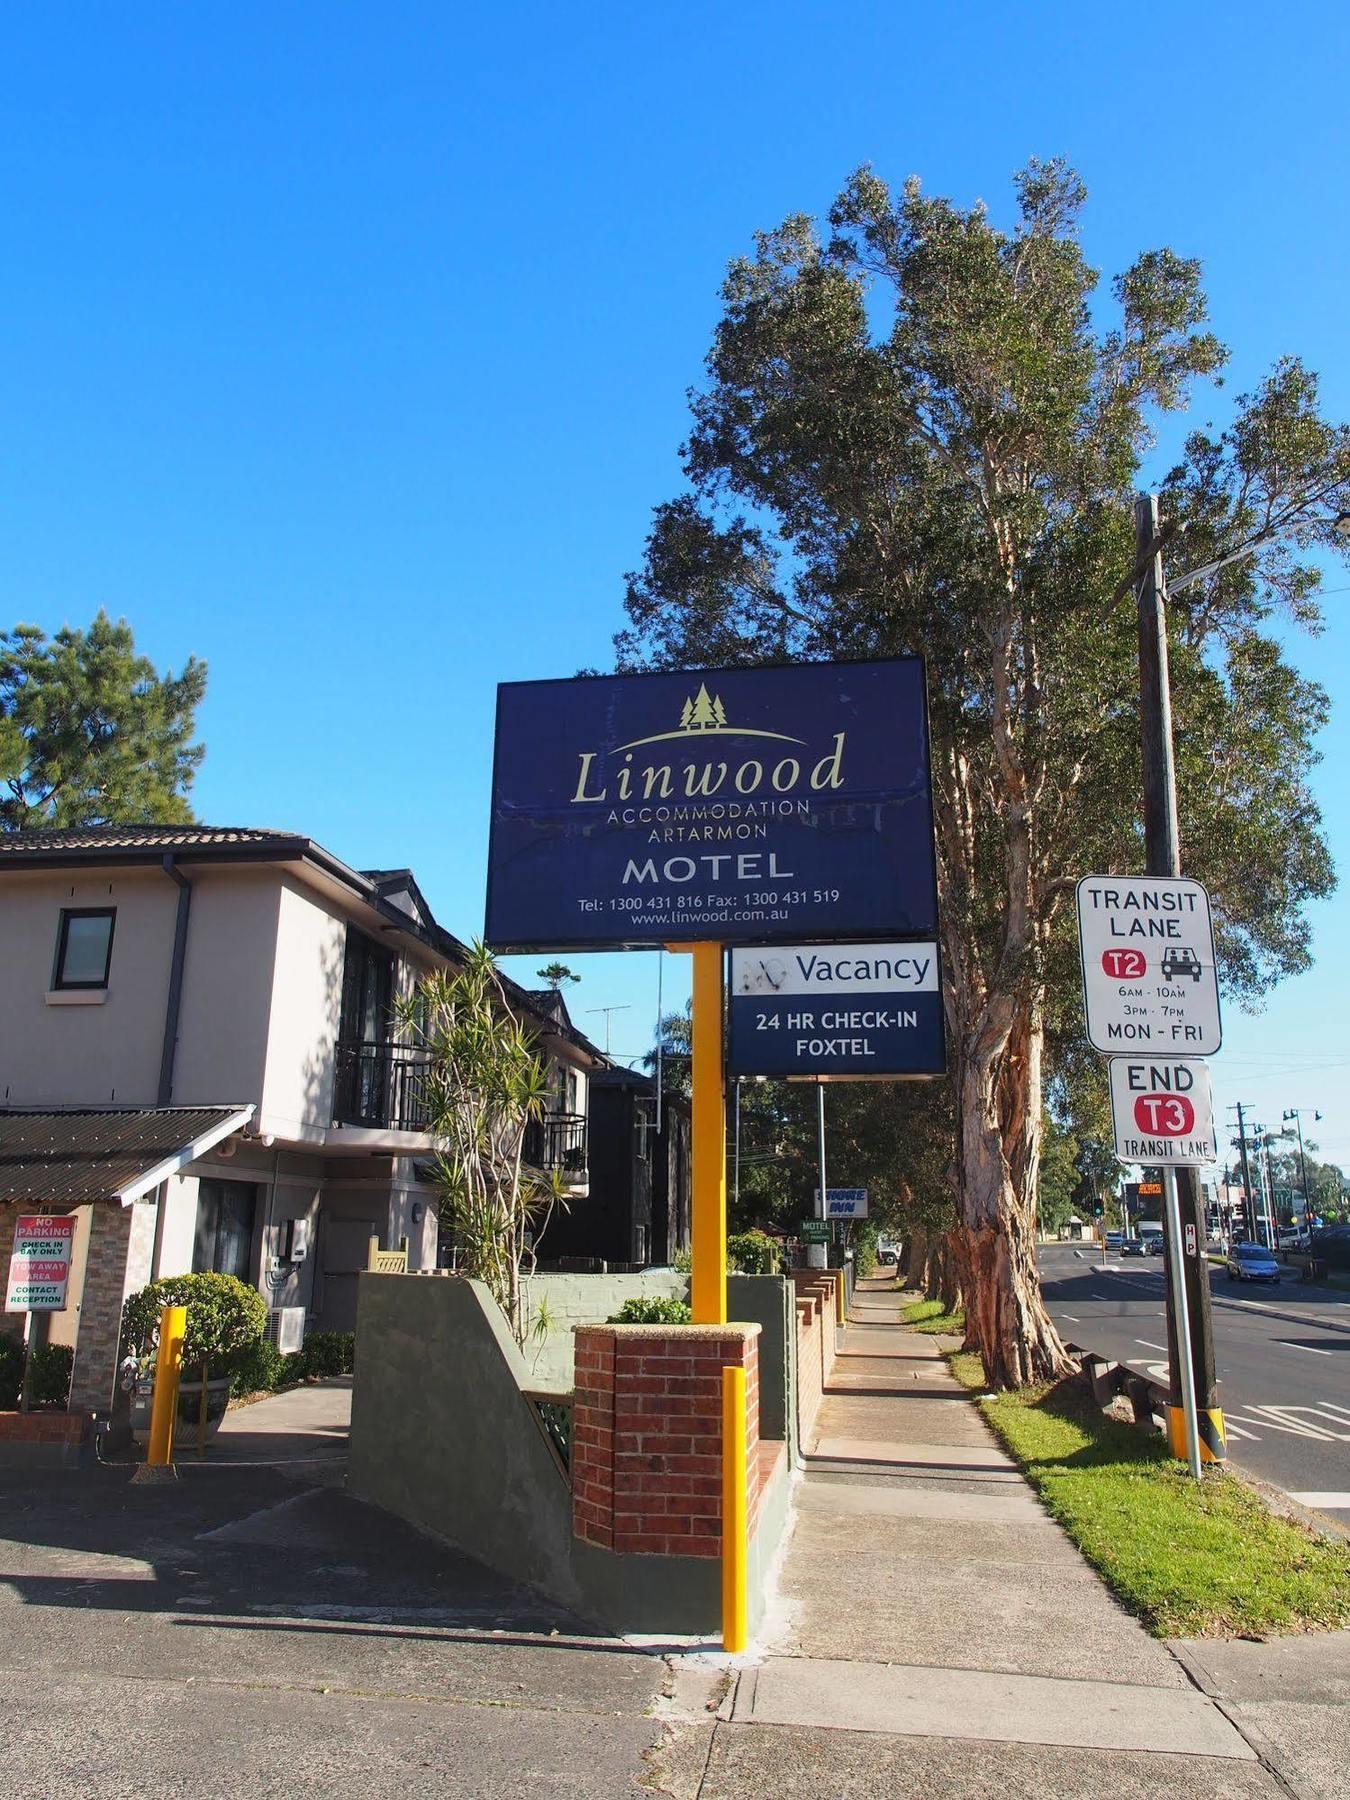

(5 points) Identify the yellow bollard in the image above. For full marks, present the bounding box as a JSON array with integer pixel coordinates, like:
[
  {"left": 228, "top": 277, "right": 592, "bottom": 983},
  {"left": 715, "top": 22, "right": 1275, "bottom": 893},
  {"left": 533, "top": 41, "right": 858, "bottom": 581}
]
[
  {"left": 690, "top": 941, "right": 727, "bottom": 1326},
  {"left": 721, "top": 1364, "right": 748, "bottom": 1654},
  {"left": 836, "top": 1271, "right": 846, "bottom": 1325},
  {"left": 146, "top": 1304, "right": 187, "bottom": 1468}
]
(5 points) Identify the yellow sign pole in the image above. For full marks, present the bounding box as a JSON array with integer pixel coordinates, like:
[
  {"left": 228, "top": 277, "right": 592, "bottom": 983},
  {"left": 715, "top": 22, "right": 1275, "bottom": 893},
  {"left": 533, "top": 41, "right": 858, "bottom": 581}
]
[
  {"left": 690, "top": 940, "right": 727, "bottom": 1326},
  {"left": 721, "top": 1363, "right": 748, "bottom": 1653},
  {"left": 146, "top": 1303, "right": 186, "bottom": 1468}
]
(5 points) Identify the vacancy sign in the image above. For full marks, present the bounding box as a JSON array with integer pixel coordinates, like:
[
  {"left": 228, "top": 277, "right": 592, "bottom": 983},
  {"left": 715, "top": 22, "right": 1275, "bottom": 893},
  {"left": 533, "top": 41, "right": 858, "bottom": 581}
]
[
  {"left": 5, "top": 1215, "right": 75, "bottom": 1311},
  {"left": 1109, "top": 1058, "right": 1217, "bottom": 1166},
  {"left": 1077, "top": 876, "right": 1221, "bottom": 1055},
  {"left": 728, "top": 943, "right": 943, "bottom": 1079}
]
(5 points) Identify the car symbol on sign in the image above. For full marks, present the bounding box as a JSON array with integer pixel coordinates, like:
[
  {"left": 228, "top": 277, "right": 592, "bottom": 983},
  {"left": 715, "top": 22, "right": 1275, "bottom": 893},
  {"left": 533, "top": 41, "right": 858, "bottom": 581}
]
[{"left": 1160, "top": 946, "right": 1202, "bottom": 982}]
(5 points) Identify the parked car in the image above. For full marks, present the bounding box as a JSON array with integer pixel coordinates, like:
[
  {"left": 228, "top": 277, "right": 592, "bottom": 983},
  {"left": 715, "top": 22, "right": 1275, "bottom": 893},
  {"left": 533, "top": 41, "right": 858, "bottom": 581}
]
[
  {"left": 1225, "top": 1241, "right": 1280, "bottom": 1284},
  {"left": 1121, "top": 1237, "right": 1146, "bottom": 1257},
  {"left": 1145, "top": 1234, "right": 1166, "bottom": 1256},
  {"left": 876, "top": 1242, "right": 899, "bottom": 1266}
]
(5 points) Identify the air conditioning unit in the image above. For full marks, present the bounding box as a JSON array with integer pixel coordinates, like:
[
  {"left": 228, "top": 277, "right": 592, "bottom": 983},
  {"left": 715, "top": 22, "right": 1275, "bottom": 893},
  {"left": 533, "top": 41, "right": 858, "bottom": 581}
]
[{"left": 266, "top": 1307, "right": 307, "bottom": 1355}]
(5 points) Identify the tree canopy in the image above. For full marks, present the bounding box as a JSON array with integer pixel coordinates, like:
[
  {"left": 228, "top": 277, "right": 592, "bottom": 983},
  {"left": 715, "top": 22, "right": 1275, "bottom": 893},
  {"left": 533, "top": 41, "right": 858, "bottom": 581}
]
[
  {"left": 615, "top": 159, "right": 1348, "bottom": 1384},
  {"left": 0, "top": 611, "right": 206, "bottom": 830}
]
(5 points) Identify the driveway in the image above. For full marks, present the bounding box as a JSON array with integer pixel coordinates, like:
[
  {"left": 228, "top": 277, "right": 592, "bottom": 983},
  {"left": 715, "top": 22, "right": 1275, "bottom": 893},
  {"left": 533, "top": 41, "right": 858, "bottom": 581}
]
[{"left": 0, "top": 1392, "right": 668, "bottom": 1797}]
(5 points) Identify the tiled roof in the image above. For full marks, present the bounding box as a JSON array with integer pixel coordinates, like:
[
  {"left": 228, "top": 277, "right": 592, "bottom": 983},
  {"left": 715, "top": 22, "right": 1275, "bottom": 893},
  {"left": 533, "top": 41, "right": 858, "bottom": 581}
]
[
  {"left": 0, "top": 826, "right": 297, "bottom": 854},
  {"left": 0, "top": 1107, "right": 253, "bottom": 1207}
]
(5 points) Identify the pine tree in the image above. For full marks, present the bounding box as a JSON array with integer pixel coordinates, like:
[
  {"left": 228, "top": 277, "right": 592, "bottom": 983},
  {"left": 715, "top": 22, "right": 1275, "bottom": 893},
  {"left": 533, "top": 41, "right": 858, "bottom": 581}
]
[{"left": 0, "top": 612, "right": 206, "bottom": 830}]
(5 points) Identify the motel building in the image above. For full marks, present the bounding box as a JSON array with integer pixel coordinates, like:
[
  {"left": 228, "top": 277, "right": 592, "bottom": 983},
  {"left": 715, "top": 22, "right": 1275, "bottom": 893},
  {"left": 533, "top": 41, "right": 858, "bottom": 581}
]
[{"left": 0, "top": 826, "right": 686, "bottom": 1446}]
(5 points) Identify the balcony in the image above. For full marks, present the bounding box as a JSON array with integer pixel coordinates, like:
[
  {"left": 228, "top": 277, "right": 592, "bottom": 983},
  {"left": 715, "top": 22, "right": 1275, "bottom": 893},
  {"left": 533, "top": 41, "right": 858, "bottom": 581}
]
[
  {"left": 333, "top": 1040, "right": 434, "bottom": 1132},
  {"left": 523, "top": 1111, "right": 588, "bottom": 1186}
]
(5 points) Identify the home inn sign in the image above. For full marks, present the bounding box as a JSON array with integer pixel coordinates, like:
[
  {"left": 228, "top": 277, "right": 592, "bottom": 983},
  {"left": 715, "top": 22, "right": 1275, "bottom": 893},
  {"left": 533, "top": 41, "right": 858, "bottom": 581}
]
[{"left": 485, "top": 658, "right": 938, "bottom": 950}]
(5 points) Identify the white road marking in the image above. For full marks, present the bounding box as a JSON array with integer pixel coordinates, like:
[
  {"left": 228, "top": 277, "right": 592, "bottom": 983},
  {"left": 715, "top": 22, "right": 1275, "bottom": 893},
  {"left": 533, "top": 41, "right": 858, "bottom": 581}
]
[
  {"left": 1275, "top": 1340, "right": 1334, "bottom": 1355},
  {"left": 1060, "top": 1314, "right": 1080, "bottom": 1322},
  {"left": 1290, "top": 1492, "right": 1350, "bottom": 1509},
  {"left": 1135, "top": 1340, "right": 1168, "bottom": 1352}
]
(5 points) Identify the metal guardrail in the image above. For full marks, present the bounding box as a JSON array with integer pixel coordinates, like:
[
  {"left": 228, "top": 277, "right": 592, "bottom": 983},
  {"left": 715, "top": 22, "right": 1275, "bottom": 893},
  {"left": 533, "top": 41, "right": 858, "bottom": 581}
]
[{"left": 334, "top": 1040, "right": 435, "bottom": 1130}]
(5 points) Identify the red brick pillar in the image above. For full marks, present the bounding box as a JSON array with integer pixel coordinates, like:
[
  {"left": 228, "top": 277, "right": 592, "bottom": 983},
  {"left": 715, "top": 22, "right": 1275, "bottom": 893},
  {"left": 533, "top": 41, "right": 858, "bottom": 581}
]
[{"left": 572, "top": 1323, "right": 760, "bottom": 1558}]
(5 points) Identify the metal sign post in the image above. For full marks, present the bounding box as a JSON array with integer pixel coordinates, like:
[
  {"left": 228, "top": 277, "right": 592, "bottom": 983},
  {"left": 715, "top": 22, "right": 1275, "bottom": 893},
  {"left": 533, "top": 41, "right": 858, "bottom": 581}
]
[{"left": 1161, "top": 1169, "right": 1203, "bottom": 1481}]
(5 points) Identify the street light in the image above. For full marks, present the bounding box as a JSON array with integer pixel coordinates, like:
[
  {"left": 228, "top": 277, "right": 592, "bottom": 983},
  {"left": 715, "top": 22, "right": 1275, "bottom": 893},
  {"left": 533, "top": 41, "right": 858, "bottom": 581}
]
[{"left": 1282, "top": 1107, "right": 1323, "bottom": 1240}]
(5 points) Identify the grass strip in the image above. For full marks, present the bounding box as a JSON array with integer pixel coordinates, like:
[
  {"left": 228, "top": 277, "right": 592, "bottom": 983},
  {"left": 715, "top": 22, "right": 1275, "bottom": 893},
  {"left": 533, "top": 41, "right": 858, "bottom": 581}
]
[
  {"left": 945, "top": 1349, "right": 1350, "bottom": 1638},
  {"left": 901, "top": 1297, "right": 966, "bottom": 1335}
]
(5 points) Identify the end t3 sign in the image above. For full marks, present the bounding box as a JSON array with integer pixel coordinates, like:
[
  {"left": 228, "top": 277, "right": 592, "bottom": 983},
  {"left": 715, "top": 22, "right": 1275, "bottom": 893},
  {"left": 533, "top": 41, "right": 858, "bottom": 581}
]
[{"left": 1109, "top": 1058, "right": 1217, "bottom": 1166}]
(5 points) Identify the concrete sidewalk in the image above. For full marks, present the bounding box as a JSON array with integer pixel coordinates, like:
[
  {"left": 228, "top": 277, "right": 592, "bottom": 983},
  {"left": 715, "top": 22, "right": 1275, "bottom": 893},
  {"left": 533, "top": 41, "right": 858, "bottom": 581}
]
[{"left": 652, "top": 1273, "right": 1343, "bottom": 1799}]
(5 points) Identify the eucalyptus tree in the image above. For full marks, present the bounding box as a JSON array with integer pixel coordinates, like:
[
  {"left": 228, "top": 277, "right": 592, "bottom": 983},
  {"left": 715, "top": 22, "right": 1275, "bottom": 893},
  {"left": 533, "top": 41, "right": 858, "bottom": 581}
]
[{"left": 616, "top": 161, "right": 1346, "bottom": 1385}]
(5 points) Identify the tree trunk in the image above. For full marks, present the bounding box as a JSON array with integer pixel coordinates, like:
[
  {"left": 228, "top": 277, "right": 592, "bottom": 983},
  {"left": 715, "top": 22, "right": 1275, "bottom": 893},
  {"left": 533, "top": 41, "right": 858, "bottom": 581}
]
[
  {"left": 902, "top": 1224, "right": 929, "bottom": 1292},
  {"left": 954, "top": 1006, "right": 1074, "bottom": 1388}
]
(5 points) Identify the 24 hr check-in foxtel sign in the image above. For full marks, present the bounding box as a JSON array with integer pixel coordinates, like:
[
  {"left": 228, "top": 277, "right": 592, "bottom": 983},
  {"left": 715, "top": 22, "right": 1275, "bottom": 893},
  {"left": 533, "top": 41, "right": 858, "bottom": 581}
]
[
  {"left": 485, "top": 658, "right": 938, "bottom": 950},
  {"left": 727, "top": 942, "right": 944, "bottom": 1078}
]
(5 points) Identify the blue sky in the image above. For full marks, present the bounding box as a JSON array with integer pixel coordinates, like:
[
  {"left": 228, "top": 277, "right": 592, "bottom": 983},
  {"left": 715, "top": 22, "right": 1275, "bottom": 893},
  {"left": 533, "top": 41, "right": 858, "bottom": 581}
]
[{"left": 3, "top": 4, "right": 1348, "bottom": 1167}]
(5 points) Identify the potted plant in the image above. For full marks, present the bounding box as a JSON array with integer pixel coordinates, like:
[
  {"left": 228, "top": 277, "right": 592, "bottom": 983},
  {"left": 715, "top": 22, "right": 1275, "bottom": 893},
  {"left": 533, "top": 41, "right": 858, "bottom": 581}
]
[{"left": 122, "top": 1273, "right": 269, "bottom": 1442}]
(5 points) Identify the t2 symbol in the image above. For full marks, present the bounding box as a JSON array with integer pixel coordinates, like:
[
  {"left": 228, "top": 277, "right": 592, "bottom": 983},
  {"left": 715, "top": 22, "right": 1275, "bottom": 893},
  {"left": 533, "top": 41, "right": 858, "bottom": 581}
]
[{"left": 1102, "top": 949, "right": 1146, "bottom": 980}]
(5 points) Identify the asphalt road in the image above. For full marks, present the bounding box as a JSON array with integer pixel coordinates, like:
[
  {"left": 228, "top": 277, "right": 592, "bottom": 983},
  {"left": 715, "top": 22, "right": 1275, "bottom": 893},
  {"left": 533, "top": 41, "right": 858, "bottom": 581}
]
[{"left": 1037, "top": 1242, "right": 1350, "bottom": 1526}]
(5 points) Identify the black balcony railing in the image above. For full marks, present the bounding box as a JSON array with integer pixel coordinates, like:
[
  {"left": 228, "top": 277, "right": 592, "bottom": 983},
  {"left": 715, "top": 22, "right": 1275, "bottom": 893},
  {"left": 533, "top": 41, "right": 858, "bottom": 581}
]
[
  {"left": 334, "top": 1040, "right": 435, "bottom": 1131},
  {"left": 523, "top": 1110, "right": 588, "bottom": 1180}
]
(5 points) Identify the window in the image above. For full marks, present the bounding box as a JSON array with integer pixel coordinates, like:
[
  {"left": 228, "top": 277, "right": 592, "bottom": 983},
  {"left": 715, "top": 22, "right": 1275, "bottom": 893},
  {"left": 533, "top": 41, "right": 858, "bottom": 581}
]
[
  {"left": 193, "top": 1180, "right": 259, "bottom": 1283},
  {"left": 53, "top": 908, "right": 116, "bottom": 989}
]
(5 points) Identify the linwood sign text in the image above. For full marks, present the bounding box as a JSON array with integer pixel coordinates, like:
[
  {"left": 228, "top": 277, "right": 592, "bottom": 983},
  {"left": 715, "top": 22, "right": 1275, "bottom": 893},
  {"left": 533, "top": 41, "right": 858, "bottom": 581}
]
[{"left": 486, "top": 659, "right": 938, "bottom": 950}]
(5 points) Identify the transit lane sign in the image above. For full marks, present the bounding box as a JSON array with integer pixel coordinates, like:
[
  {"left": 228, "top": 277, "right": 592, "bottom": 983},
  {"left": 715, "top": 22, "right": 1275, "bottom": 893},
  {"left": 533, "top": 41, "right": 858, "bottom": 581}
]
[
  {"left": 817, "top": 1188, "right": 868, "bottom": 1219},
  {"left": 727, "top": 942, "right": 943, "bottom": 1078},
  {"left": 1109, "top": 1058, "right": 1218, "bottom": 1166},
  {"left": 5, "top": 1214, "right": 75, "bottom": 1311},
  {"left": 1077, "top": 876, "right": 1221, "bottom": 1055}
]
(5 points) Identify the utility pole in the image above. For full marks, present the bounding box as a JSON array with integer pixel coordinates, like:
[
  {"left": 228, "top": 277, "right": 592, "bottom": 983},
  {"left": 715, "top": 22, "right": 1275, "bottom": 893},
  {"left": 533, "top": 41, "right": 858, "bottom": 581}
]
[
  {"left": 1284, "top": 1108, "right": 1319, "bottom": 1237},
  {"left": 1135, "top": 494, "right": 1224, "bottom": 1472},
  {"left": 1245, "top": 1101, "right": 1267, "bottom": 1245}
]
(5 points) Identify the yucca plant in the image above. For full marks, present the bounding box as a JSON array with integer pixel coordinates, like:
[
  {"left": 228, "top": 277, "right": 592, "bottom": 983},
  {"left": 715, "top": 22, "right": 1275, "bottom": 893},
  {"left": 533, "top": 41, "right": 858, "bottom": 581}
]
[{"left": 395, "top": 943, "right": 566, "bottom": 1345}]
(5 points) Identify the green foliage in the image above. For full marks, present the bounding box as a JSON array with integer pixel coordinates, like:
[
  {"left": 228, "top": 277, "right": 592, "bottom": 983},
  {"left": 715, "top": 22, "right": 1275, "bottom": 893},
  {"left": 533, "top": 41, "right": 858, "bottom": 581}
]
[
  {"left": 230, "top": 1338, "right": 286, "bottom": 1397},
  {"left": 396, "top": 943, "right": 566, "bottom": 1346},
  {"left": 536, "top": 962, "right": 580, "bottom": 989},
  {"left": 616, "top": 156, "right": 1348, "bottom": 1386},
  {"left": 0, "top": 611, "right": 206, "bottom": 830},
  {"left": 121, "top": 1272, "right": 268, "bottom": 1373},
  {"left": 948, "top": 1356, "right": 1350, "bottom": 1636},
  {"left": 727, "top": 1229, "right": 780, "bottom": 1274},
  {"left": 0, "top": 1337, "right": 75, "bottom": 1409},
  {"left": 1037, "top": 1114, "right": 1081, "bottom": 1235},
  {"left": 0, "top": 1333, "right": 23, "bottom": 1408},
  {"left": 853, "top": 1220, "right": 879, "bottom": 1276},
  {"left": 644, "top": 999, "right": 692, "bottom": 1099},
  {"left": 295, "top": 1331, "right": 355, "bottom": 1378},
  {"left": 902, "top": 1298, "right": 966, "bottom": 1335},
  {"left": 607, "top": 1296, "right": 693, "bottom": 1325}
]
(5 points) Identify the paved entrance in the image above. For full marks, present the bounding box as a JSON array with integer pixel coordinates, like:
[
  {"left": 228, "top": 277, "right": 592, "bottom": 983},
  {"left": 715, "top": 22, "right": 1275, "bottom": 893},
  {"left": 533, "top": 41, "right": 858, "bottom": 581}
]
[{"left": 652, "top": 1273, "right": 1289, "bottom": 1798}]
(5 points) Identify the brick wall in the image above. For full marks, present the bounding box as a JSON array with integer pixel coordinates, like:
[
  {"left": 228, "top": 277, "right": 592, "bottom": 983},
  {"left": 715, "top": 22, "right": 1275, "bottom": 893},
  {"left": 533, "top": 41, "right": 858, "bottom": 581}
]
[
  {"left": 68, "top": 1204, "right": 135, "bottom": 1414},
  {"left": 789, "top": 1270, "right": 840, "bottom": 1450},
  {"left": 572, "top": 1323, "right": 760, "bottom": 1559}
]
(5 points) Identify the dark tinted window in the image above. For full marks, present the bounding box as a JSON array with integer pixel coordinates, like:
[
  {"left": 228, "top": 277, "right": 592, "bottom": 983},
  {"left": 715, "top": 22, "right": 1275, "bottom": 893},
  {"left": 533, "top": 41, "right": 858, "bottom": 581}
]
[
  {"left": 193, "top": 1180, "right": 259, "bottom": 1283},
  {"left": 53, "top": 909, "right": 116, "bottom": 988}
]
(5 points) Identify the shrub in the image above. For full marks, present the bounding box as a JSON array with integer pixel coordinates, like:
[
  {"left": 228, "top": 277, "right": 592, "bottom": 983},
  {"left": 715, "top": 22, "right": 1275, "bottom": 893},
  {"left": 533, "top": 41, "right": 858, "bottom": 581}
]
[
  {"left": 0, "top": 1336, "right": 73, "bottom": 1409},
  {"left": 727, "top": 1230, "right": 781, "bottom": 1274},
  {"left": 230, "top": 1338, "right": 287, "bottom": 1397},
  {"left": 0, "top": 1334, "right": 23, "bottom": 1409},
  {"left": 28, "top": 1343, "right": 73, "bottom": 1407},
  {"left": 122, "top": 1272, "right": 268, "bottom": 1375},
  {"left": 294, "top": 1331, "right": 355, "bottom": 1379},
  {"left": 607, "top": 1296, "right": 693, "bottom": 1325}
]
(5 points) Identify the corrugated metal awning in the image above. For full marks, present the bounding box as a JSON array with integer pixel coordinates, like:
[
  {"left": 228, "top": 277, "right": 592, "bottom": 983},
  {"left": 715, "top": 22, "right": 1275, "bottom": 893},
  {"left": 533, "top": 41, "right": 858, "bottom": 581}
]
[{"left": 0, "top": 1106, "right": 255, "bottom": 1208}]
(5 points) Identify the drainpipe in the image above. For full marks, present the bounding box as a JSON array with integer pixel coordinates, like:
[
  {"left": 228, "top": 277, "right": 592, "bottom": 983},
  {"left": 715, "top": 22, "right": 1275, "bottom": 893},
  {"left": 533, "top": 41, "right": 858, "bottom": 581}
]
[{"left": 157, "top": 855, "right": 193, "bottom": 1105}]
